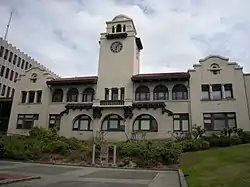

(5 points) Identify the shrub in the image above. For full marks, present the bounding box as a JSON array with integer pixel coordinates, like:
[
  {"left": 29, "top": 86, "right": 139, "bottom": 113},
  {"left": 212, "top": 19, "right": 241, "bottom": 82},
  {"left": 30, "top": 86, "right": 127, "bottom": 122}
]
[
  {"left": 116, "top": 140, "right": 182, "bottom": 166},
  {"left": 2, "top": 136, "right": 42, "bottom": 160},
  {"left": 180, "top": 139, "right": 210, "bottom": 152}
]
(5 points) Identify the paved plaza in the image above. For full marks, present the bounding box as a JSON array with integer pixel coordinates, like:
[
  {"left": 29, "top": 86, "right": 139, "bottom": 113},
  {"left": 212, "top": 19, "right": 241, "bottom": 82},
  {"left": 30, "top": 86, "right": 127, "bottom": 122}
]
[{"left": 0, "top": 161, "right": 186, "bottom": 187}]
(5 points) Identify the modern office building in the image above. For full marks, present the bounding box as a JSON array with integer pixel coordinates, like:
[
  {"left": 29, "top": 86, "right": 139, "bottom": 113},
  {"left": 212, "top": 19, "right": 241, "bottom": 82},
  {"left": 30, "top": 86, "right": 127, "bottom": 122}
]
[
  {"left": 0, "top": 37, "right": 58, "bottom": 132},
  {"left": 7, "top": 14, "right": 250, "bottom": 140}
]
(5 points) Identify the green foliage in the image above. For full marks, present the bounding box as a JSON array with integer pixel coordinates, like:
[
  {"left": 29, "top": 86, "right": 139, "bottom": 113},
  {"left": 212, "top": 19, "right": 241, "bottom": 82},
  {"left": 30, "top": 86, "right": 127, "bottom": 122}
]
[
  {"left": 1, "top": 127, "right": 92, "bottom": 161},
  {"left": 116, "top": 140, "right": 183, "bottom": 166},
  {"left": 180, "top": 139, "right": 210, "bottom": 152},
  {"left": 192, "top": 125, "right": 205, "bottom": 139}
]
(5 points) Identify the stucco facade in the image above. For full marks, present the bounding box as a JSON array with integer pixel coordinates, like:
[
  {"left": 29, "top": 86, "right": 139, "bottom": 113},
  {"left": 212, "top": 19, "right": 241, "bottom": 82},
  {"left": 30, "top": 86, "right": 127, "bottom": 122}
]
[{"left": 7, "top": 14, "right": 250, "bottom": 141}]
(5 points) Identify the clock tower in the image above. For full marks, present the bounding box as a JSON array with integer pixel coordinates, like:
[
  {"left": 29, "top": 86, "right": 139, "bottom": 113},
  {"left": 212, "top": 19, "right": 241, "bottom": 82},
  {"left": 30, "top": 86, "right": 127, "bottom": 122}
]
[{"left": 95, "top": 14, "right": 143, "bottom": 103}]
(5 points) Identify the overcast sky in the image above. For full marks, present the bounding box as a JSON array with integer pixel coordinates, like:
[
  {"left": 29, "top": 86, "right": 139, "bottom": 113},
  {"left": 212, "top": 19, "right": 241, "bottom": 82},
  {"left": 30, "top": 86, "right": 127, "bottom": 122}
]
[{"left": 0, "top": 0, "right": 250, "bottom": 77}]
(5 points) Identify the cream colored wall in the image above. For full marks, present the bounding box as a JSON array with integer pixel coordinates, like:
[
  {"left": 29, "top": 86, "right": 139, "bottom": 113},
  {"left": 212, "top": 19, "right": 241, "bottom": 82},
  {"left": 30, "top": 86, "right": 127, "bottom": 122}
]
[
  {"left": 189, "top": 56, "right": 250, "bottom": 131},
  {"left": 7, "top": 67, "right": 56, "bottom": 135}
]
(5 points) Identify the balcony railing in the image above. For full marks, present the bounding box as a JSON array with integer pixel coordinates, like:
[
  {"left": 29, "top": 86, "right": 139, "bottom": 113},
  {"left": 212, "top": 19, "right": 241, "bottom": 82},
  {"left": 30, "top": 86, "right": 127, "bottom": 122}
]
[{"left": 100, "top": 100, "right": 124, "bottom": 105}]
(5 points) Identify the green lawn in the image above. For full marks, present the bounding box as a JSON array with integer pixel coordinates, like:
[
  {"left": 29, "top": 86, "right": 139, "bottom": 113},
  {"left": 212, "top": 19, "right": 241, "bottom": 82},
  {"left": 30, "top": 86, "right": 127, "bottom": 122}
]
[{"left": 181, "top": 144, "right": 250, "bottom": 187}]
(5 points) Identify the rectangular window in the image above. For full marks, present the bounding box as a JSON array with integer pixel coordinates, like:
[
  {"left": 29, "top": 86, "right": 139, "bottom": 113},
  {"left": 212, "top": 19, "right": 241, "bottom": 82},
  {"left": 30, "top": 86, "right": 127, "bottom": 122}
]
[
  {"left": 11, "top": 88, "right": 15, "bottom": 98},
  {"left": 16, "top": 114, "right": 39, "bottom": 129},
  {"left": 10, "top": 70, "right": 14, "bottom": 81},
  {"left": 212, "top": 84, "right": 222, "bottom": 100},
  {"left": 8, "top": 52, "right": 13, "bottom": 62},
  {"left": 28, "top": 91, "right": 35, "bottom": 103},
  {"left": 21, "top": 59, "right": 25, "bottom": 69},
  {"left": 111, "top": 88, "right": 118, "bottom": 100},
  {"left": 173, "top": 114, "right": 189, "bottom": 131},
  {"left": 17, "top": 57, "right": 21, "bottom": 67},
  {"left": 224, "top": 84, "right": 233, "bottom": 99},
  {"left": 203, "top": 112, "right": 236, "bottom": 131},
  {"left": 6, "top": 87, "right": 11, "bottom": 98},
  {"left": 0, "top": 46, "right": 4, "bottom": 57},
  {"left": 5, "top": 68, "right": 9, "bottom": 79},
  {"left": 36, "top": 90, "right": 42, "bottom": 103},
  {"left": 201, "top": 84, "right": 210, "bottom": 100},
  {"left": 49, "top": 114, "right": 61, "bottom": 130},
  {"left": 120, "top": 87, "right": 125, "bottom": 100},
  {"left": 105, "top": 88, "right": 109, "bottom": 100},
  {"left": 4, "top": 49, "right": 8, "bottom": 60},
  {"left": 13, "top": 55, "right": 17, "bottom": 64},
  {"left": 14, "top": 72, "right": 18, "bottom": 82},
  {"left": 1, "top": 84, "right": 6, "bottom": 96},
  {"left": 0, "top": 66, "right": 5, "bottom": 76},
  {"left": 29, "top": 64, "right": 32, "bottom": 68},
  {"left": 21, "top": 91, "right": 27, "bottom": 103}
]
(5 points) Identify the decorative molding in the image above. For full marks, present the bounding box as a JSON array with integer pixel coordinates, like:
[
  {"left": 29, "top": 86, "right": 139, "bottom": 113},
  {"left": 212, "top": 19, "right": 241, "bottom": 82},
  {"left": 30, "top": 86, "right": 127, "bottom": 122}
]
[
  {"left": 124, "top": 106, "right": 134, "bottom": 119},
  {"left": 199, "top": 55, "right": 229, "bottom": 62},
  {"left": 92, "top": 107, "right": 103, "bottom": 119},
  {"left": 60, "top": 103, "right": 93, "bottom": 116},
  {"left": 132, "top": 102, "right": 173, "bottom": 116}
]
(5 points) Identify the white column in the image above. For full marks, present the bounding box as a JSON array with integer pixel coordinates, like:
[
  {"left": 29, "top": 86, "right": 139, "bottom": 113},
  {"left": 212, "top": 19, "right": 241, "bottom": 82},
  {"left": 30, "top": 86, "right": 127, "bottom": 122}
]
[
  {"left": 25, "top": 91, "right": 29, "bottom": 103},
  {"left": 209, "top": 85, "right": 213, "bottom": 100},
  {"left": 118, "top": 88, "right": 121, "bottom": 100},
  {"left": 169, "top": 89, "right": 172, "bottom": 100},
  {"left": 222, "top": 84, "right": 225, "bottom": 99},
  {"left": 63, "top": 93, "right": 67, "bottom": 102},
  {"left": 108, "top": 89, "right": 112, "bottom": 100},
  {"left": 34, "top": 91, "right": 37, "bottom": 103}
]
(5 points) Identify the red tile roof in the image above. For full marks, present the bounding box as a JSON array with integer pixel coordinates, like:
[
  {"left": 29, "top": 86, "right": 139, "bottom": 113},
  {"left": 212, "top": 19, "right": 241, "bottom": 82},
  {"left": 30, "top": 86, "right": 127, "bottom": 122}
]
[
  {"left": 47, "top": 76, "right": 98, "bottom": 85},
  {"left": 131, "top": 72, "right": 190, "bottom": 81}
]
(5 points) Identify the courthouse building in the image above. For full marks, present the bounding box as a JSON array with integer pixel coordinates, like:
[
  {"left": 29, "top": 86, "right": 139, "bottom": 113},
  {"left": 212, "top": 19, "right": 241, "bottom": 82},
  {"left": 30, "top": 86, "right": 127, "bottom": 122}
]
[{"left": 7, "top": 14, "right": 250, "bottom": 141}]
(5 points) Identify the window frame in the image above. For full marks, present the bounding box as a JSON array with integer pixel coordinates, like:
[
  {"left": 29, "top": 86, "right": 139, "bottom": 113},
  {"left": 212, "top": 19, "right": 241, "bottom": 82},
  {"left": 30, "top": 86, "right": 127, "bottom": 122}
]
[
  {"left": 16, "top": 114, "right": 39, "bottom": 130},
  {"left": 133, "top": 114, "right": 158, "bottom": 132},
  {"left": 135, "top": 85, "right": 150, "bottom": 101},
  {"left": 67, "top": 88, "right": 78, "bottom": 102},
  {"left": 72, "top": 115, "right": 92, "bottom": 131},
  {"left": 224, "top": 84, "right": 233, "bottom": 99},
  {"left": 211, "top": 84, "right": 222, "bottom": 100},
  {"left": 201, "top": 84, "right": 210, "bottom": 100},
  {"left": 203, "top": 112, "right": 237, "bottom": 131},
  {"left": 52, "top": 89, "right": 63, "bottom": 102},
  {"left": 49, "top": 114, "right": 61, "bottom": 130},
  {"left": 172, "top": 84, "right": 188, "bottom": 100},
  {"left": 101, "top": 114, "right": 125, "bottom": 132},
  {"left": 153, "top": 85, "right": 168, "bottom": 100},
  {"left": 173, "top": 113, "right": 189, "bottom": 132}
]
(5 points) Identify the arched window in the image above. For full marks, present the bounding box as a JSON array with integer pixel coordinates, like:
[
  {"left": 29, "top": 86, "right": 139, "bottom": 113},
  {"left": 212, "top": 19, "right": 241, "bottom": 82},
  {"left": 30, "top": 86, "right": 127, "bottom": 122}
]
[
  {"left": 72, "top": 115, "right": 92, "bottom": 131},
  {"left": 116, "top": 24, "right": 122, "bottom": 32},
  {"left": 133, "top": 114, "right": 158, "bottom": 132},
  {"left": 67, "top": 88, "right": 79, "bottom": 102},
  {"left": 153, "top": 85, "right": 168, "bottom": 100},
  {"left": 210, "top": 63, "right": 220, "bottom": 75},
  {"left": 101, "top": 114, "right": 124, "bottom": 131},
  {"left": 82, "top": 88, "right": 94, "bottom": 102},
  {"left": 52, "top": 89, "right": 63, "bottom": 102},
  {"left": 172, "top": 84, "right": 188, "bottom": 100},
  {"left": 135, "top": 85, "right": 150, "bottom": 101},
  {"left": 123, "top": 25, "right": 126, "bottom": 32},
  {"left": 112, "top": 26, "right": 115, "bottom": 33},
  {"left": 210, "top": 63, "right": 220, "bottom": 69}
]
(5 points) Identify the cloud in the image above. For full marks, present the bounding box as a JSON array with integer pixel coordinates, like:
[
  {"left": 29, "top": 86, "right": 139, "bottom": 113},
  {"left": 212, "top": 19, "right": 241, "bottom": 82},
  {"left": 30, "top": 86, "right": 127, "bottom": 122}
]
[{"left": 0, "top": 0, "right": 250, "bottom": 77}]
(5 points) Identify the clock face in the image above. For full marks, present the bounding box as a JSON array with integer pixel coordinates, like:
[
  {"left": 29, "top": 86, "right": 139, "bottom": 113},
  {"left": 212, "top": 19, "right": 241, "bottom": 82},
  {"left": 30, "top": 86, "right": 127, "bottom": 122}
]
[{"left": 110, "top": 41, "right": 123, "bottom": 53}]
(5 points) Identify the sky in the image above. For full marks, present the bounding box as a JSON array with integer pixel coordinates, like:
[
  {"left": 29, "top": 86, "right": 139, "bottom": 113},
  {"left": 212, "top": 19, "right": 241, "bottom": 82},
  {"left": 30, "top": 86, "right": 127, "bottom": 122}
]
[{"left": 0, "top": 0, "right": 250, "bottom": 77}]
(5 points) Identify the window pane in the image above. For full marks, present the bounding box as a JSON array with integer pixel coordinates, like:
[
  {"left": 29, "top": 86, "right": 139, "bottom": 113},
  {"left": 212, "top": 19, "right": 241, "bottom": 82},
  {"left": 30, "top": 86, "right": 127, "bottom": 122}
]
[
  {"left": 225, "top": 90, "right": 232, "bottom": 98},
  {"left": 102, "top": 120, "right": 107, "bottom": 130},
  {"left": 203, "top": 114, "right": 211, "bottom": 118},
  {"left": 79, "top": 120, "right": 89, "bottom": 130},
  {"left": 73, "top": 121, "right": 78, "bottom": 129},
  {"left": 133, "top": 120, "right": 139, "bottom": 131},
  {"left": 174, "top": 120, "right": 180, "bottom": 131},
  {"left": 182, "top": 120, "right": 189, "bottom": 131},
  {"left": 141, "top": 120, "right": 150, "bottom": 130},
  {"left": 214, "top": 119, "right": 226, "bottom": 130},
  {"left": 213, "top": 113, "right": 225, "bottom": 118},
  {"left": 228, "top": 119, "right": 236, "bottom": 128},
  {"left": 109, "top": 120, "right": 118, "bottom": 129}
]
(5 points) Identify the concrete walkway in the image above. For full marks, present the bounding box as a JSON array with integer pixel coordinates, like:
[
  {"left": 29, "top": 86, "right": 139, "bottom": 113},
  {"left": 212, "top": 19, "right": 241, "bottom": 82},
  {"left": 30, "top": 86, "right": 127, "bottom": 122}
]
[{"left": 0, "top": 161, "right": 187, "bottom": 187}]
